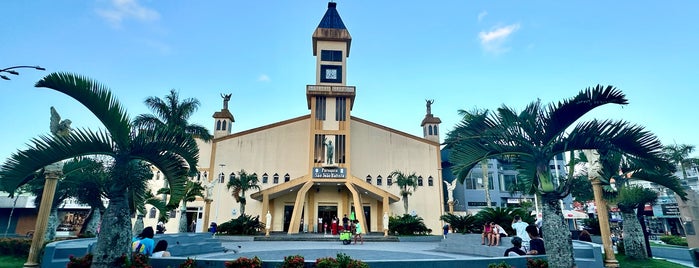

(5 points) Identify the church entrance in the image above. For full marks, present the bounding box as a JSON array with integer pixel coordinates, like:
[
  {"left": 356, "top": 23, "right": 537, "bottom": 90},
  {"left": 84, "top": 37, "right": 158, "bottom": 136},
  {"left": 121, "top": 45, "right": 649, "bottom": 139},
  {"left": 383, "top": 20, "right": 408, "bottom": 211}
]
[{"left": 318, "top": 205, "right": 337, "bottom": 233}]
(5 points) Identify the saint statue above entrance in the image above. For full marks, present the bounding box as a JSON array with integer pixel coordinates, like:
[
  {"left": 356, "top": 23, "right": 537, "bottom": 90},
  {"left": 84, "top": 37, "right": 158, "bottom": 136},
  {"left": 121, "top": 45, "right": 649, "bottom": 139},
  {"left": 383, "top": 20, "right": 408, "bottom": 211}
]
[{"left": 325, "top": 137, "right": 334, "bottom": 165}]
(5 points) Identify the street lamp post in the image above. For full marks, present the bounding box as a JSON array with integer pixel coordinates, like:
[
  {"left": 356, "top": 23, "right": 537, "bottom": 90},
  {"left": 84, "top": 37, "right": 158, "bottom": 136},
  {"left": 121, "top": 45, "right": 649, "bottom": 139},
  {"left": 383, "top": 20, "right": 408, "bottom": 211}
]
[{"left": 1, "top": 66, "right": 45, "bottom": 80}]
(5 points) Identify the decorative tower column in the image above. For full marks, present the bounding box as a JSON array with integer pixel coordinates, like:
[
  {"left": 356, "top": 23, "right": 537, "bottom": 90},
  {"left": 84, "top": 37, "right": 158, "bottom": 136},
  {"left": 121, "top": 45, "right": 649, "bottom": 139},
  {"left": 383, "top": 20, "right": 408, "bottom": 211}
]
[{"left": 24, "top": 163, "right": 62, "bottom": 268}]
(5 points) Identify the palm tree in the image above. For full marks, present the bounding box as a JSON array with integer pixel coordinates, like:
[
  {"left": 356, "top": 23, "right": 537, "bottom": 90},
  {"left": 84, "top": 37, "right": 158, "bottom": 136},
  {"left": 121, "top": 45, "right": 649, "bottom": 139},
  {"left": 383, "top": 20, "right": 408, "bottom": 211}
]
[
  {"left": 445, "top": 85, "right": 670, "bottom": 268},
  {"left": 663, "top": 144, "right": 697, "bottom": 180},
  {"left": 615, "top": 186, "right": 657, "bottom": 259},
  {"left": 0, "top": 73, "right": 199, "bottom": 268},
  {"left": 389, "top": 170, "right": 418, "bottom": 214},
  {"left": 133, "top": 89, "right": 213, "bottom": 142},
  {"left": 162, "top": 180, "right": 205, "bottom": 232},
  {"left": 226, "top": 170, "right": 260, "bottom": 216}
]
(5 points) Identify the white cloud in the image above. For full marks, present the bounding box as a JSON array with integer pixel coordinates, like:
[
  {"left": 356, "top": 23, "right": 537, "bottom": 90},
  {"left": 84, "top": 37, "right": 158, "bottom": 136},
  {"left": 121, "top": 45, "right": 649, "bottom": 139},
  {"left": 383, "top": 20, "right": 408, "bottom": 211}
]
[
  {"left": 96, "top": 0, "right": 160, "bottom": 28},
  {"left": 478, "top": 23, "right": 521, "bottom": 55},
  {"left": 477, "top": 11, "right": 488, "bottom": 22},
  {"left": 258, "top": 74, "right": 271, "bottom": 82}
]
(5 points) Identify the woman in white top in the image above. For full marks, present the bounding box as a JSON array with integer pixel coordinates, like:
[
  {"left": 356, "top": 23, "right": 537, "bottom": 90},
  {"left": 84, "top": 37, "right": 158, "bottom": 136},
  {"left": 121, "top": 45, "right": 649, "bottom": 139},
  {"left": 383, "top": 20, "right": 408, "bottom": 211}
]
[
  {"left": 491, "top": 223, "right": 508, "bottom": 246},
  {"left": 151, "top": 240, "right": 171, "bottom": 257}
]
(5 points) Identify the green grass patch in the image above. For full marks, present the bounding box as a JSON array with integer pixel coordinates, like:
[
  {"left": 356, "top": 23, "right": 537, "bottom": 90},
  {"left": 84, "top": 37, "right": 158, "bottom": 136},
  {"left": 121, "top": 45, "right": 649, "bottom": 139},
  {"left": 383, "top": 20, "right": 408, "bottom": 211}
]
[
  {"left": 650, "top": 241, "right": 688, "bottom": 248},
  {"left": 0, "top": 255, "right": 26, "bottom": 268},
  {"left": 616, "top": 254, "right": 690, "bottom": 268}
]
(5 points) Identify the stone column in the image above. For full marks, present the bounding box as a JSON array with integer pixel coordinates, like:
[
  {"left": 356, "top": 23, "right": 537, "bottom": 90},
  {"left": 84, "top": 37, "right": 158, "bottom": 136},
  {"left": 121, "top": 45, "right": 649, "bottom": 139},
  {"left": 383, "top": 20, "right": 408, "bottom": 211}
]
[
  {"left": 24, "top": 165, "right": 62, "bottom": 268},
  {"left": 203, "top": 199, "right": 212, "bottom": 232},
  {"left": 448, "top": 201, "right": 454, "bottom": 214}
]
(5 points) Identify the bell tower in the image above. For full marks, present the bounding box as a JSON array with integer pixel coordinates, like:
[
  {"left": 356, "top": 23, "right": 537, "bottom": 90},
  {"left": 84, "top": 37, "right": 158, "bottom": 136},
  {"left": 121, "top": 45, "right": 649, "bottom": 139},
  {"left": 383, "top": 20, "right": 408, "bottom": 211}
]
[
  {"left": 306, "top": 2, "right": 355, "bottom": 168},
  {"left": 212, "top": 93, "right": 234, "bottom": 139},
  {"left": 421, "top": 99, "right": 441, "bottom": 143}
]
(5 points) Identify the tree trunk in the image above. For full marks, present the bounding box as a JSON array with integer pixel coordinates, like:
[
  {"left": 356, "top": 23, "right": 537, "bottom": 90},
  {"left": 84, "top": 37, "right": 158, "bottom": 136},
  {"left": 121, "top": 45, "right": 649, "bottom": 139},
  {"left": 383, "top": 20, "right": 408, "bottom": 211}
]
[
  {"left": 240, "top": 197, "right": 246, "bottom": 216},
  {"left": 91, "top": 187, "right": 132, "bottom": 268},
  {"left": 132, "top": 213, "right": 144, "bottom": 234},
  {"left": 84, "top": 208, "right": 101, "bottom": 236},
  {"left": 621, "top": 210, "right": 648, "bottom": 259},
  {"left": 44, "top": 206, "right": 58, "bottom": 242},
  {"left": 482, "top": 160, "right": 491, "bottom": 208},
  {"left": 542, "top": 196, "right": 575, "bottom": 268},
  {"left": 637, "top": 208, "right": 652, "bottom": 258},
  {"left": 4, "top": 195, "right": 20, "bottom": 237},
  {"left": 179, "top": 203, "right": 188, "bottom": 232},
  {"left": 403, "top": 193, "right": 409, "bottom": 214}
]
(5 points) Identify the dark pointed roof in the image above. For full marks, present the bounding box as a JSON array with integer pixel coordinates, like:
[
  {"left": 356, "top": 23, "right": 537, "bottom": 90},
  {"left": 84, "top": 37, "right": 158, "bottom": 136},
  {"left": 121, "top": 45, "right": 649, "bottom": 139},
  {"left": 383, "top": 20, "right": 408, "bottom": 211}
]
[
  {"left": 317, "top": 2, "right": 346, "bottom": 29},
  {"left": 313, "top": 2, "right": 352, "bottom": 56}
]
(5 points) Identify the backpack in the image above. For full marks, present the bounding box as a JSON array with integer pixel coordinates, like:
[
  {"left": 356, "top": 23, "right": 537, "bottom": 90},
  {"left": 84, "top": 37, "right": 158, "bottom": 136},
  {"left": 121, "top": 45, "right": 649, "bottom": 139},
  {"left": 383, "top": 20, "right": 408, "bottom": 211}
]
[{"left": 132, "top": 240, "right": 146, "bottom": 254}]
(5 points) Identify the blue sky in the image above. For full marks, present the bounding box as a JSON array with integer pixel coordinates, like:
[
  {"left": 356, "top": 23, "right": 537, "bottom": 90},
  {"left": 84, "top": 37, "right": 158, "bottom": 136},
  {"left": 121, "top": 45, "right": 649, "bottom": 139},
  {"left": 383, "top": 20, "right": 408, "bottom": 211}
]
[{"left": 1, "top": 0, "right": 698, "bottom": 163}]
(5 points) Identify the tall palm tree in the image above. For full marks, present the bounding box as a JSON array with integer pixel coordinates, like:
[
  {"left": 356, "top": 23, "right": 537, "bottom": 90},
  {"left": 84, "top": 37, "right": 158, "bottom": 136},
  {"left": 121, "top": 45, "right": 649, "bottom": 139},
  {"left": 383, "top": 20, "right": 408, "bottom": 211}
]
[
  {"left": 663, "top": 144, "right": 697, "bottom": 180},
  {"left": 615, "top": 186, "right": 657, "bottom": 259},
  {"left": 445, "top": 85, "right": 669, "bottom": 268},
  {"left": 0, "top": 73, "right": 198, "bottom": 268},
  {"left": 133, "top": 89, "right": 213, "bottom": 142},
  {"left": 390, "top": 170, "right": 418, "bottom": 214},
  {"left": 226, "top": 170, "right": 260, "bottom": 216}
]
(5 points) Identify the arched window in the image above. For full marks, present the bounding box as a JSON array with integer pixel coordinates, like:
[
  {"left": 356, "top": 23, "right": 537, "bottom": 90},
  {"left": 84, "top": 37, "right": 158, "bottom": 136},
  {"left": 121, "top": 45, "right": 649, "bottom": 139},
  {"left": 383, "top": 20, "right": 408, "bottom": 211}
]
[
  {"left": 273, "top": 173, "right": 279, "bottom": 184},
  {"left": 284, "top": 173, "right": 290, "bottom": 182},
  {"left": 148, "top": 207, "right": 156, "bottom": 219},
  {"left": 229, "top": 172, "right": 235, "bottom": 182},
  {"left": 222, "top": 120, "right": 227, "bottom": 131},
  {"left": 387, "top": 176, "right": 393, "bottom": 186},
  {"left": 377, "top": 175, "right": 383, "bottom": 186},
  {"left": 418, "top": 176, "right": 424, "bottom": 186},
  {"left": 219, "top": 172, "right": 225, "bottom": 183},
  {"left": 429, "top": 125, "right": 433, "bottom": 135},
  {"left": 262, "top": 173, "right": 268, "bottom": 183},
  {"left": 434, "top": 126, "right": 438, "bottom": 135},
  {"left": 428, "top": 176, "right": 434, "bottom": 186},
  {"left": 366, "top": 175, "right": 372, "bottom": 184},
  {"left": 216, "top": 120, "right": 221, "bottom": 130}
]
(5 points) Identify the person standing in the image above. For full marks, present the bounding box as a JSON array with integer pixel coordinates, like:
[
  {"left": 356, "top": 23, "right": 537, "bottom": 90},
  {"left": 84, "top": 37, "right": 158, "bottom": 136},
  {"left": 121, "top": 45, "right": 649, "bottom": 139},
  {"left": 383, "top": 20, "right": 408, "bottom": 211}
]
[
  {"left": 443, "top": 223, "right": 450, "bottom": 239},
  {"left": 353, "top": 220, "right": 364, "bottom": 245},
  {"left": 512, "top": 216, "right": 529, "bottom": 250},
  {"left": 342, "top": 214, "right": 349, "bottom": 231}
]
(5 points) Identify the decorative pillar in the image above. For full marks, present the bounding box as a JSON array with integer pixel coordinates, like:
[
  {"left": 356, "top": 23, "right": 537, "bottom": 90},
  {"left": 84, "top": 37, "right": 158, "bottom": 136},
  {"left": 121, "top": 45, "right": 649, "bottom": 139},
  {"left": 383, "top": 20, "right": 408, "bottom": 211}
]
[
  {"left": 448, "top": 201, "right": 454, "bottom": 214},
  {"left": 203, "top": 199, "right": 212, "bottom": 232},
  {"left": 592, "top": 179, "right": 619, "bottom": 267},
  {"left": 24, "top": 163, "right": 62, "bottom": 268}
]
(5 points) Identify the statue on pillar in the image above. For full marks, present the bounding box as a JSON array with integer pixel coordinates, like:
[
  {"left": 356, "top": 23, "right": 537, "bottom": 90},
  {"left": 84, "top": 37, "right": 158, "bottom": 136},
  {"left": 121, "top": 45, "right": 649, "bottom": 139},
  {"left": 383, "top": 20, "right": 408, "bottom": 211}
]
[
  {"left": 425, "top": 99, "right": 434, "bottom": 115},
  {"left": 205, "top": 180, "right": 216, "bottom": 201},
  {"left": 443, "top": 180, "right": 457, "bottom": 202},
  {"left": 50, "top": 106, "right": 72, "bottom": 137},
  {"left": 265, "top": 211, "right": 272, "bottom": 236},
  {"left": 221, "top": 93, "right": 232, "bottom": 110}
]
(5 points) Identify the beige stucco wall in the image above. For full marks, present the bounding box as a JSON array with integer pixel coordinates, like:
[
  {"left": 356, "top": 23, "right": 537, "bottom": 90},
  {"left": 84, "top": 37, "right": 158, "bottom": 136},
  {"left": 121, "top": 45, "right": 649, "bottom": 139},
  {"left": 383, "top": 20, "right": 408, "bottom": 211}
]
[{"left": 349, "top": 119, "right": 443, "bottom": 233}]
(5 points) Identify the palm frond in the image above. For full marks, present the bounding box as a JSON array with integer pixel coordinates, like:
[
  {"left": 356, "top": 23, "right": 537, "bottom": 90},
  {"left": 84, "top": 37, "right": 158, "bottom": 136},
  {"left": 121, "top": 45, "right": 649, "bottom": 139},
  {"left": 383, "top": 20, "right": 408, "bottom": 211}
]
[
  {"left": 35, "top": 73, "right": 132, "bottom": 147},
  {"left": 0, "top": 129, "right": 115, "bottom": 192}
]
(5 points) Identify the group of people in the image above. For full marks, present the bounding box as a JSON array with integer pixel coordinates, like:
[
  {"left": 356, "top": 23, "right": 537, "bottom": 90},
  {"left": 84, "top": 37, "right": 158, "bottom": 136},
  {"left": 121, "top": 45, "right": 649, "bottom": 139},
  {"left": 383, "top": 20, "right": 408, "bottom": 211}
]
[
  {"left": 479, "top": 216, "right": 546, "bottom": 257},
  {"left": 131, "top": 227, "right": 171, "bottom": 257}
]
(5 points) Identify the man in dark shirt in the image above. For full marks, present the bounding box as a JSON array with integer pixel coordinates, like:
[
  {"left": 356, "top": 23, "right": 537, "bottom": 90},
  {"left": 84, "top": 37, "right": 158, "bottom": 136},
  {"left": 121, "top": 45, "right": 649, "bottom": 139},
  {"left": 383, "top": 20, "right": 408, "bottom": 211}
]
[
  {"left": 526, "top": 225, "right": 546, "bottom": 255},
  {"left": 504, "top": 236, "right": 527, "bottom": 256},
  {"left": 342, "top": 214, "right": 349, "bottom": 231}
]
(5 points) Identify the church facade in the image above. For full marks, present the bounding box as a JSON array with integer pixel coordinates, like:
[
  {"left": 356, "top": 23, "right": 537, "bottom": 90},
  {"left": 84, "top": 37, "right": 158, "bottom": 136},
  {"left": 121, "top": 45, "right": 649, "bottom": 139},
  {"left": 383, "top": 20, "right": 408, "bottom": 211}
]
[{"left": 150, "top": 2, "right": 445, "bottom": 235}]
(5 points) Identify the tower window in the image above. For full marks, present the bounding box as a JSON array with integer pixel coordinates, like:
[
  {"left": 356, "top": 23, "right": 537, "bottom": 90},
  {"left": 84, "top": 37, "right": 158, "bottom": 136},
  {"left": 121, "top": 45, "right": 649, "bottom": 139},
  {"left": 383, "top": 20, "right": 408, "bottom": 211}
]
[
  {"left": 262, "top": 173, "right": 268, "bottom": 184},
  {"left": 315, "top": 97, "right": 326, "bottom": 120},
  {"left": 428, "top": 176, "right": 434, "bottom": 186},
  {"left": 377, "top": 175, "right": 383, "bottom": 186},
  {"left": 314, "top": 134, "right": 326, "bottom": 163},
  {"left": 418, "top": 176, "right": 424, "bottom": 186},
  {"left": 335, "top": 135, "right": 346, "bottom": 164},
  {"left": 273, "top": 173, "right": 279, "bottom": 184},
  {"left": 320, "top": 65, "right": 342, "bottom": 83},
  {"left": 284, "top": 173, "right": 290, "bottom": 182},
  {"left": 434, "top": 126, "right": 438, "bottom": 135},
  {"left": 335, "top": 97, "right": 347, "bottom": 121},
  {"left": 387, "top": 176, "right": 393, "bottom": 186},
  {"left": 216, "top": 120, "right": 221, "bottom": 130},
  {"left": 429, "top": 125, "right": 433, "bottom": 135},
  {"left": 222, "top": 120, "right": 227, "bottom": 131},
  {"left": 321, "top": 50, "right": 343, "bottom": 62}
]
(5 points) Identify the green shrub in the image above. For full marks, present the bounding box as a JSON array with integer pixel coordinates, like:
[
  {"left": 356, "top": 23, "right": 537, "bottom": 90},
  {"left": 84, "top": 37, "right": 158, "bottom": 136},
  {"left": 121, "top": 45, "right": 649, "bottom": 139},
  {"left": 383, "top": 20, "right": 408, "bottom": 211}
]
[
  {"left": 217, "top": 214, "right": 265, "bottom": 235},
  {"left": 660, "top": 235, "right": 688, "bottom": 246},
  {"left": 440, "top": 213, "right": 479, "bottom": 233},
  {"left": 388, "top": 214, "right": 431, "bottom": 235},
  {"left": 487, "top": 261, "right": 512, "bottom": 268},
  {"left": 0, "top": 238, "right": 31, "bottom": 257}
]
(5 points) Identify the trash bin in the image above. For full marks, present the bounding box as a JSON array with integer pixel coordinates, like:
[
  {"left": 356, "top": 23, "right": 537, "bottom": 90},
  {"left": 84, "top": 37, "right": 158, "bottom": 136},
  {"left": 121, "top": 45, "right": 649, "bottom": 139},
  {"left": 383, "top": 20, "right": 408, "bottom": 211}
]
[{"left": 689, "top": 248, "right": 699, "bottom": 267}]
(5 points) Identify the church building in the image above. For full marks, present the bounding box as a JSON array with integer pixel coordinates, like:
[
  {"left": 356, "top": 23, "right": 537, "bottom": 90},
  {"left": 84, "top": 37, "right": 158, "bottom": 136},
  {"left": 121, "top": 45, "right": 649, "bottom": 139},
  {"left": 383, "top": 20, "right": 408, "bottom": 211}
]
[{"left": 190, "top": 2, "right": 444, "bottom": 235}]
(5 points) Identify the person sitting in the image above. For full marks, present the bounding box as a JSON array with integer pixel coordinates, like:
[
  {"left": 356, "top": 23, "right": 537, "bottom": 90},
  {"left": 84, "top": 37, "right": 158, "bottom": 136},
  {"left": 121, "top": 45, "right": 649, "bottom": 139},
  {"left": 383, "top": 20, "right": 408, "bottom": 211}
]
[
  {"left": 132, "top": 227, "right": 155, "bottom": 256},
  {"left": 526, "top": 224, "right": 546, "bottom": 255},
  {"left": 579, "top": 229, "right": 592, "bottom": 242},
  {"left": 492, "top": 222, "right": 508, "bottom": 246},
  {"left": 504, "top": 236, "right": 527, "bottom": 256},
  {"left": 481, "top": 222, "right": 493, "bottom": 245},
  {"left": 151, "top": 240, "right": 171, "bottom": 257},
  {"left": 156, "top": 221, "right": 166, "bottom": 234}
]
